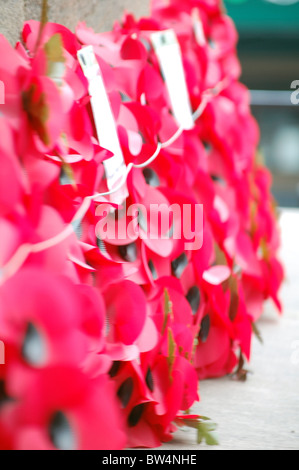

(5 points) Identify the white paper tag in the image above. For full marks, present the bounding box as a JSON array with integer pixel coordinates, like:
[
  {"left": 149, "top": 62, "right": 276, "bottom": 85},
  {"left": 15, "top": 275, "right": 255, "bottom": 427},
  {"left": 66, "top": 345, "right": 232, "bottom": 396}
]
[
  {"left": 192, "top": 8, "right": 206, "bottom": 47},
  {"left": 151, "top": 29, "right": 194, "bottom": 131},
  {"left": 77, "top": 46, "right": 128, "bottom": 204}
]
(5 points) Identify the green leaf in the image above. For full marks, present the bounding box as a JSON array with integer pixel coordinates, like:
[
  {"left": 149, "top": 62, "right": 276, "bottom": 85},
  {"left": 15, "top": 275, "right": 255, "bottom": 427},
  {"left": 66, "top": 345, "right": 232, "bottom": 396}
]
[
  {"left": 40, "top": 0, "right": 48, "bottom": 27},
  {"left": 214, "top": 242, "right": 227, "bottom": 266},
  {"left": 174, "top": 415, "right": 219, "bottom": 447},
  {"left": 34, "top": 0, "right": 49, "bottom": 54},
  {"left": 22, "top": 84, "right": 50, "bottom": 146},
  {"left": 231, "top": 351, "right": 250, "bottom": 382},
  {"left": 162, "top": 288, "right": 172, "bottom": 334},
  {"left": 228, "top": 275, "right": 239, "bottom": 322},
  {"left": 167, "top": 327, "right": 176, "bottom": 379},
  {"left": 197, "top": 419, "right": 219, "bottom": 446},
  {"left": 44, "top": 34, "right": 66, "bottom": 81},
  {"left": 204, "top": 431, "right": 220, "bottom": 446},
  {"left": 45, "top": 34, "right": 65, "bottom": 64},
  {"left": 61, "top": 162, "right": 76, "bottom": 188},
  {"left": 252, "top": 321, "right": 263, "bottom": 344}
]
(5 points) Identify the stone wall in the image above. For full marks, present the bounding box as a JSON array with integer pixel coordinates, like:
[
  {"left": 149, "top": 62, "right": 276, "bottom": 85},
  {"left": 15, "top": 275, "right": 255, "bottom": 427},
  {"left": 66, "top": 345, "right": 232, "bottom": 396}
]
[{"left": 0, "top": 0, "right": 149, "bottom": 45}]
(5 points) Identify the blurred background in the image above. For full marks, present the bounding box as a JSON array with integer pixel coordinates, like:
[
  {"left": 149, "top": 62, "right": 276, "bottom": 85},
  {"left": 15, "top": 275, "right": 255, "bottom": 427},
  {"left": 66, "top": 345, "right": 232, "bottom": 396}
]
[{"left": 224, "top": 0, "right": 299, "bottom": 207}]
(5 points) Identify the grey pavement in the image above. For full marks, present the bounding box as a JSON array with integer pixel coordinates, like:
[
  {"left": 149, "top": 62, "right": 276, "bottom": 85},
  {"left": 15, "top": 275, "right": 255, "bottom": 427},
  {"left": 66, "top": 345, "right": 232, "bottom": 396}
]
[{"left": 161, "top": 208, "right": 299, "bottom": 450}]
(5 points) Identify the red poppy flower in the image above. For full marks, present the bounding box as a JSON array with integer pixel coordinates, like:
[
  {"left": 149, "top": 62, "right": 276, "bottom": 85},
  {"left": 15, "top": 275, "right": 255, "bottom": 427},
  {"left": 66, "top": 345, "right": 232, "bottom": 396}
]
[{"left": 12, "top": 366, "right": 126, "bottom": 450}]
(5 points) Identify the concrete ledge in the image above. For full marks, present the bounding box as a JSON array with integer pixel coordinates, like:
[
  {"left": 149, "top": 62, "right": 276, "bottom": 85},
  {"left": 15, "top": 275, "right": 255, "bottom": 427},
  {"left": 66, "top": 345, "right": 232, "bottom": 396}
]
[
  {"left": 0, "top": 0, "right": 149, "bottom": 45},
  {"left": 0, "top": 0, "right": 25, "bottom": 45}
]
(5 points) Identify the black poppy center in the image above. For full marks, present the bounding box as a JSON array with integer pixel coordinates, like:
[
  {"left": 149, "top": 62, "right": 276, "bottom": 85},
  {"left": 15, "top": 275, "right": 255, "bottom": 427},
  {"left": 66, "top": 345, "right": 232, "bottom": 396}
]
[
  {"left": 117, "top": 378, "right": 134, "bottom": 408},
  {"left": 118, "top": 243, "right": 138, "bottom": 262},
  {"left": 186, "top": 286, "right": 201, "bottom": 315},
  {"left": 48, "top": 411, "right": 76, "bottom": 451},
  {"left": 21, "top": 322, "right": 46, "bottom": 367},
  {"left": 142, "top": 168, "right": 160, "bottom": 187},
  {"left": 199, "top": 315, "right": 211, "bottom": 343},
  {"left": 128, "top": 403, "right": 146, "bottom": 428},
  {"left": 109, "top": 361, "right": 121, "bottom": 378},
  {"left": 171, "top": 253, "right": 188, "bottom": 279},
  {"left": 145, "top": 368, "right": 154, "bottom": 392}
]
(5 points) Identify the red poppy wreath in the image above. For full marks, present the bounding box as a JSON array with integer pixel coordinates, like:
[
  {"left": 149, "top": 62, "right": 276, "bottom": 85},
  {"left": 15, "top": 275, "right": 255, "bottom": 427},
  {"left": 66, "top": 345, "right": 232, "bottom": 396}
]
[{"left": 0, "top": 0, "right": 283, "bottom": 450}]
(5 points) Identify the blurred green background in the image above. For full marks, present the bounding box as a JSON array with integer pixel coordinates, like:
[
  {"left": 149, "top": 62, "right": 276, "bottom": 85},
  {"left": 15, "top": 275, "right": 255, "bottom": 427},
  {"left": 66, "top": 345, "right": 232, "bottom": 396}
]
[{"left": 224, "top": 0, "right": 299, "bottom": 207}]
